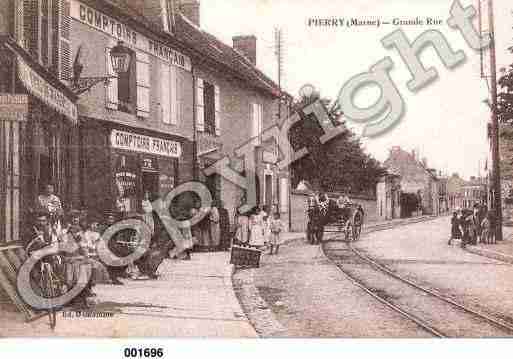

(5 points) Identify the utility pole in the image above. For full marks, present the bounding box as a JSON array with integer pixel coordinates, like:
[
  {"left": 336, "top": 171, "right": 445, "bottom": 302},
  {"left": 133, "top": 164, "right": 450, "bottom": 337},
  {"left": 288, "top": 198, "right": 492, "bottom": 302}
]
[
  {"left": 488, "top": 0, "right": 503, "bottom": 241},
  {"left": 274, "top": 27, "right": 283, "bottom": 120}
]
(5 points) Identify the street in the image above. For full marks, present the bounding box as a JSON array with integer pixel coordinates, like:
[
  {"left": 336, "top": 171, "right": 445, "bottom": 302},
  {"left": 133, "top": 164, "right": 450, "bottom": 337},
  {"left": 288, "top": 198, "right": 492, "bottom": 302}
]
[{"left": 241, "top": 218, "right": 513, "bottom": 337}]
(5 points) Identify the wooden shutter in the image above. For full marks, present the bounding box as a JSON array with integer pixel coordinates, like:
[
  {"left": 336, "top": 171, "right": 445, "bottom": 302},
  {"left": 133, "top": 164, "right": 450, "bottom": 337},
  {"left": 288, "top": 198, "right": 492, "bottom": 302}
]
[
  {"left": 41, "top": 0, "right": 49, "bottom": 66},
  {"left": 136, "top": 51, "right": 150, "bottom": 118},
  {"left": 196, "top": 78, "right": 204, "bottom": 131},
  {"left": 169, "top": 65, "right": 178, "bottom": 125},
  {"left": 214, "top": 85, "right": 221, "bottom": 136},
  {"left": 23, "top": 0, "right": 39, "bottom": 57},
  {"left": 251, "top": 103, "right": 262, "bottom": 145},
  {"left": 105, "top": 47, "right": 118, "bottom": 110},
  {"left": 50, "top": 0, "right": 60, "bottom": 75},
  {"left": 58, "top": 0, "right": 72, "bottom": 80},
  {"left": 14, "top": 0, "right": 24, "bottom": 46},
  {"left": 160, "top": 63, "right": 170, "bottom": 124}
]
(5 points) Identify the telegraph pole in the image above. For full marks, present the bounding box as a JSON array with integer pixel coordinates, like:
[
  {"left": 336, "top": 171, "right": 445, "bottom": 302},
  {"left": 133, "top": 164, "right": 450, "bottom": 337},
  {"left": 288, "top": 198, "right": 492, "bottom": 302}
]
[
  {"left": 488, "top": 0, "right": 503, "bottom": 241},
  {"left": 274, "top": 27, "right": 283, "bottom": 119}
]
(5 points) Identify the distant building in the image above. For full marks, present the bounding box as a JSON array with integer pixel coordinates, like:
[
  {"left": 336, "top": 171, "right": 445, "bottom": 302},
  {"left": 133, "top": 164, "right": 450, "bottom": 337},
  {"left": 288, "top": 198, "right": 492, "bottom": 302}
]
[
  {"left": 376, "top": 171, "right": 401, "bottom": 220},
  {"left": 447, "top": 173, "right": 466, "bottom": 210},
  {"left": 383, "top": 146, "right": 440, "bottom": 215},
  {"left": 461, "top": 177, "right": 487, "bottom": 209}
]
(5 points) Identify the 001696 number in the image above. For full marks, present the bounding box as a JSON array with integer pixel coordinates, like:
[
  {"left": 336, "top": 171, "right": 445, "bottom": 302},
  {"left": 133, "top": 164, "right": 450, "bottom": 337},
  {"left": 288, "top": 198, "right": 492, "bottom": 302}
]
[{"left": 123, "top": 348, "right": 164, "bottom": 358}]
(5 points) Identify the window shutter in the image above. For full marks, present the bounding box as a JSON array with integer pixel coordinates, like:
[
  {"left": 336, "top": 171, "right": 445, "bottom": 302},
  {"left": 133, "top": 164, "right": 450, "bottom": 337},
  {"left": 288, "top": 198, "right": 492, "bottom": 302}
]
[
  {"left": 251, "top": 103, "right": 262, "bottom": 145},
  {"left": 105, "top": 47, "right": 118, "bottom": 110},
  {"left": 170, "top": 65, "right": 178, "bottom": 125},
  {"left": 15, "top": 0, "right": 24, "bottom": 46},
  {"left": 136, "top": 51, "right": 150, "bottom": 118},
  {"left": 50, "top": 0, "right": 60, "bottom": 75},
  {"left": 23, "top": 0, "right": 38, "bottom": 57},
  {"left": 160, "top": 63, "right": 170, "bottom": 124},
  {"left": 41, "top": 0, "right": 49, "bottom": 66},
  {"left": 196, "top": 78, "right": 204, "bottom": 132},
  {"left": 214, "top": 85, "right": 221, "bottom": 136},
  {"left": 59, "top": 0, "right": 72, "bottom": 80}
]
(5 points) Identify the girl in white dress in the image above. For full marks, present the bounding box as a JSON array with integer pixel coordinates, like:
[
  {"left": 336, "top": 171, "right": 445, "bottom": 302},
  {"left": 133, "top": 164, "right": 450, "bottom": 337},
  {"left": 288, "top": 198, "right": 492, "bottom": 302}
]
[{"left": 249, "top": 214, "right": 265, "bottom": 248}]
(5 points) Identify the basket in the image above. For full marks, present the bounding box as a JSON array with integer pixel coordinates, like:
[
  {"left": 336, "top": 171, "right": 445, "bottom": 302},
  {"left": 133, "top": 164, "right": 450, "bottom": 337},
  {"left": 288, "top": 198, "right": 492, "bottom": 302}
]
[{"left": 230, "top": 244, "right": 261, "bottom": 268}]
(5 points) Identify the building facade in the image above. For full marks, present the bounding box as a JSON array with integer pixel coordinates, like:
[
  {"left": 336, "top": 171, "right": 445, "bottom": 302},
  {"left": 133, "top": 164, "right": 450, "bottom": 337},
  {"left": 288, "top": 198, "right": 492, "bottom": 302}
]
[
  {"left": 0, "top": 0, "right": 291, "bottom": 243},
  {"left": 0, "top": 0, "right": 80, "bottom": 243},
  {"left": 383, "top": 146, "right": 440, "bottom": 215},
  {"left": 69, "top": 0, "right": 196, "bottom": 215},
  {"left": 376, "top": 172, "right": 401, "bottom": 220}
]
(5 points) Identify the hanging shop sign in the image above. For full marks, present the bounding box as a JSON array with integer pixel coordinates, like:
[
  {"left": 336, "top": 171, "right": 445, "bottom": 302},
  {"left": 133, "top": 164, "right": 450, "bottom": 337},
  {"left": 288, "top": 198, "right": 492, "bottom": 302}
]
[
  {"left": 17, "top": 57, "right": 78, "bottom": 122},
  {"left": 197, "top": 132, "right": 222, "bottom": 156},
  {"left": 141, "top": 157, "right": 159, "bottom": 172},
  {"left": 70, "top": 0, "right": 192, "bottom": 72},
  {"left": 0, "top": 94, "right": 28, "bottom": 120},
  {"left": 111, "top": 129, "right": 182, "bottom": 158}
]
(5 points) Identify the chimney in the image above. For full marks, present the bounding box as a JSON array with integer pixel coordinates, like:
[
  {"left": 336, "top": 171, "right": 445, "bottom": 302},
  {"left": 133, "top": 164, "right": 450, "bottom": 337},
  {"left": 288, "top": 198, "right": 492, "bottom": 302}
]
[
  {"left": 179, "top": 0, "right": 200, "bottom": 27},
  {"left": 233, "top": 35, "right": 257, "bottom": 65},
  {"left": 421, "top": 157, "right": 427, "bottom": 167}
]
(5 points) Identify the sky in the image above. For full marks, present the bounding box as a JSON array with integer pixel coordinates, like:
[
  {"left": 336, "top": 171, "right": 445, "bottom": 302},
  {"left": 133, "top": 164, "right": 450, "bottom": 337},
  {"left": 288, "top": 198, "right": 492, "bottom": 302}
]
[{"left": 199, "top": 0, "right": 513, "bottom": 180}]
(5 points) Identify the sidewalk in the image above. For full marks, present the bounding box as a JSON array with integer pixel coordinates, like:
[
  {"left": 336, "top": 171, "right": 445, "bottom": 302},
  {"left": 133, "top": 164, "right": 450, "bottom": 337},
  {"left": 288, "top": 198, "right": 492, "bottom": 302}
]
[
  {"left": 1, "top": 252, "right": 257, "bottom": 337},
  {"left": 463, "top": 227, "right": 513, "bottom": 264}
]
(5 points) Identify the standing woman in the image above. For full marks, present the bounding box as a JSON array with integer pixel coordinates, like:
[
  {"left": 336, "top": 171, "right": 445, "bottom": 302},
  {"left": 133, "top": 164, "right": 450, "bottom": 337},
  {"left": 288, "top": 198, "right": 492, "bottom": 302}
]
[
  {"left": 209, "top": 200, "right": 221, "bottom": 251},
  {"left": 235, "top": 208, "right": 250, "bottom": 245}
]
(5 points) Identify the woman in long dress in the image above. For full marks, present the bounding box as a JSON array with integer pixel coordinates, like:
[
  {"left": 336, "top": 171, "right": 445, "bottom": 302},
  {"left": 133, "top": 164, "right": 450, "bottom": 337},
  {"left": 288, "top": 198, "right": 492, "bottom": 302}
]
[
  {"left": 209, "top": 204, "right": 221, "bottom": 250},
  {"left": 235, "top": 209, "right": 249, "bottom": 245}
]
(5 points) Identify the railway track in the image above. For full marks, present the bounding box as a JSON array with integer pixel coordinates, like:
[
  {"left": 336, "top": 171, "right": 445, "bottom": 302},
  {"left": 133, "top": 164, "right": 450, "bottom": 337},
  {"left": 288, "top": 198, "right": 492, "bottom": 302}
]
[{"left": 322, "top": 238, "right": 513, "bottom": 338}]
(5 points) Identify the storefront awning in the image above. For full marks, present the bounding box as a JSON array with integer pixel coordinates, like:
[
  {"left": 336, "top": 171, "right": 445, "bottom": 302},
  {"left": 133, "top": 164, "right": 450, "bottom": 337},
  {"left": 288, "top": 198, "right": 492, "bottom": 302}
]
[{"left": 2, "top": 37, "right": 78, "bottom": 124}]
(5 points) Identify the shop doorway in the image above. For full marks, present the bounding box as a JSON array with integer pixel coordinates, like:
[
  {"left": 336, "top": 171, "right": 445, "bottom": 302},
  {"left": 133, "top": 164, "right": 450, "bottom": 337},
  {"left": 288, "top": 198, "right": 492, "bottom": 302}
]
[{"left": 142, "top": 171, "right": 159, "bottom": 198}]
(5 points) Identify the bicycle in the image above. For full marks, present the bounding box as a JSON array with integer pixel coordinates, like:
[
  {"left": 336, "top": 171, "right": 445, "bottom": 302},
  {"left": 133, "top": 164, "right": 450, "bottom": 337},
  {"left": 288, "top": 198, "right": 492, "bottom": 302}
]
[{"left": 39, "top": 258, "right": 66, "bottom": 330}]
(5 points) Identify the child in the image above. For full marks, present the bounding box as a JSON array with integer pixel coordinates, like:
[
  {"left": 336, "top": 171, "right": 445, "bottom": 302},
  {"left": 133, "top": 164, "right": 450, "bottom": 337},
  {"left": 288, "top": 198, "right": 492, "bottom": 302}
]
[
  {"left": 269, "top": 212, "right": 284, "bottom": 255},
  {"left": 448, "top": 211, "right": 461, "bottom": 245},
  {"left": 481, "top": 210, "right": 496, "bottom": 245},
  {"left": 249, "top": 214, "right": 265, "bottom": 249}
]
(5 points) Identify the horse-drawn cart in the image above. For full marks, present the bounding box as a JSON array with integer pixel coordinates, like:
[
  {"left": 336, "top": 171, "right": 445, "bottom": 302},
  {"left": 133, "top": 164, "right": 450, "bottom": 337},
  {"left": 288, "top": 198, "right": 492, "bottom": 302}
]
[{"left": 306, "top": 195, "right": 365, "bottom": 242}]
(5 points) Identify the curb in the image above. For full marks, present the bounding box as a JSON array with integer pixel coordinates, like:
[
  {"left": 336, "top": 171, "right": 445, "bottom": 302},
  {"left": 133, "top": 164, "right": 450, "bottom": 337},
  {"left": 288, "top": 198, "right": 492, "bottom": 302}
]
[
  {"left": 231, "top": 215, "right": 441, "bottom": 337},
  {"left": 464, "top": 244, "right": 513, "bottom": 265}
]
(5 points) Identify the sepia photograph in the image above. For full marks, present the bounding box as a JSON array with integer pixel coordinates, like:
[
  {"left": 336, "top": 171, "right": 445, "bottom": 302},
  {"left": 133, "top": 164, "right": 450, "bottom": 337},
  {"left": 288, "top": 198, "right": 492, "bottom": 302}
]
[{"left": 2, "top": 0, "right": 513, "bottom": 351}]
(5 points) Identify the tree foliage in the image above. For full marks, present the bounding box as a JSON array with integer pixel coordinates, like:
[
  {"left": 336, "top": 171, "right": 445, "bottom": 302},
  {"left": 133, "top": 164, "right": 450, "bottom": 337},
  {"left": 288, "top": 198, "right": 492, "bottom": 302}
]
[
  {"left": 498, "top": 47, "right": 513, "bottom": 124},
  {"left": 288, "top": 93, "right": 385, "bottom": 195}
]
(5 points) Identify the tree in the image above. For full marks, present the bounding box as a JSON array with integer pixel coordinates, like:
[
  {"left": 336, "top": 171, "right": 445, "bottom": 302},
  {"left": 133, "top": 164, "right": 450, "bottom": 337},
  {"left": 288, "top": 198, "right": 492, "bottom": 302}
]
[{"left": 288, "top": 91, "right": 386, "bottom": 195}]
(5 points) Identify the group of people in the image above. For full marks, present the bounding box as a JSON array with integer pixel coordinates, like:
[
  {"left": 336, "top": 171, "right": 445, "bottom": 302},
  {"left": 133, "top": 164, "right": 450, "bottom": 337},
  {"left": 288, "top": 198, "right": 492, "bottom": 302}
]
[
  {"left": 449, "top": 204, "right": 497, "bottom": 248},
  {"left": 307, "top": 192, "right": 352, "bottom": 245},
  {"left": 233, "top": 206, "right": 285, "bottom": 255},
  {"left": 189, "top": 200, "right": 231, "bottom": 252}
]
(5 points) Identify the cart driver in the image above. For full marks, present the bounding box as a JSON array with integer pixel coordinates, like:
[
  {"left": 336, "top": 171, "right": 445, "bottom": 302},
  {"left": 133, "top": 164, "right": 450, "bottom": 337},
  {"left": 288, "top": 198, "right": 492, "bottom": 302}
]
[{"left": 336, "top": 193, "right": 352, "bottom": 221}]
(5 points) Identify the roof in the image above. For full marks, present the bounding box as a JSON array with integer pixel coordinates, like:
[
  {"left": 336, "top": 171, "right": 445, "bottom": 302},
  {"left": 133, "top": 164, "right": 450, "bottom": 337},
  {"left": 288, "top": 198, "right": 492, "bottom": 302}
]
[
  {"left": 173, "top": 14, "right": 282, "bottom": 97},
  {"left": 384, "top": 147, "right": 438, "bottom": 182},
  {"left": 89, "top": 0, "right": 284, "bottom": 98}
]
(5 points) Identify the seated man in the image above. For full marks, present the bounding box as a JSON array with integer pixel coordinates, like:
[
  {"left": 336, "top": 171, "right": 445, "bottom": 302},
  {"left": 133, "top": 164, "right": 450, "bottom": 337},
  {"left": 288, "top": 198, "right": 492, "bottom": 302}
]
[
  {"left": 25, "top": 210, "right": 101, "bottom": 307},
  {"left": 336, "top": 193, "right": 352, "bottom": 221}
]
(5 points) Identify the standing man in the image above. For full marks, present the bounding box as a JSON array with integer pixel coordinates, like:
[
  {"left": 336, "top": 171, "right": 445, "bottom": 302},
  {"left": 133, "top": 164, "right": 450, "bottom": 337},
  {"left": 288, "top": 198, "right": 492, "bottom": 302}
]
[
  {"left": 37, "top": 184, "right": 64, "bottom": 227},
  {"left": 218, "top": 201, "right": 231, "bottom": 251},
  {"left": 470, "top": 204, "right": 482, "bottom": 245}
]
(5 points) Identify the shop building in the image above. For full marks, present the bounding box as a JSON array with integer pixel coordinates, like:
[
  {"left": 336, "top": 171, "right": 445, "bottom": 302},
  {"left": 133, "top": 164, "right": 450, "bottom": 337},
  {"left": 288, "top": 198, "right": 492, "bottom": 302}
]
[
  {"left": 69, "top": 0, "right": 195, "bottom": 215},
  {"left": 172, "top": 5, "right": 292, "bottom": 225},
  {"left": 0, "top": 0, "right": 80, "bottom": 243}
]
